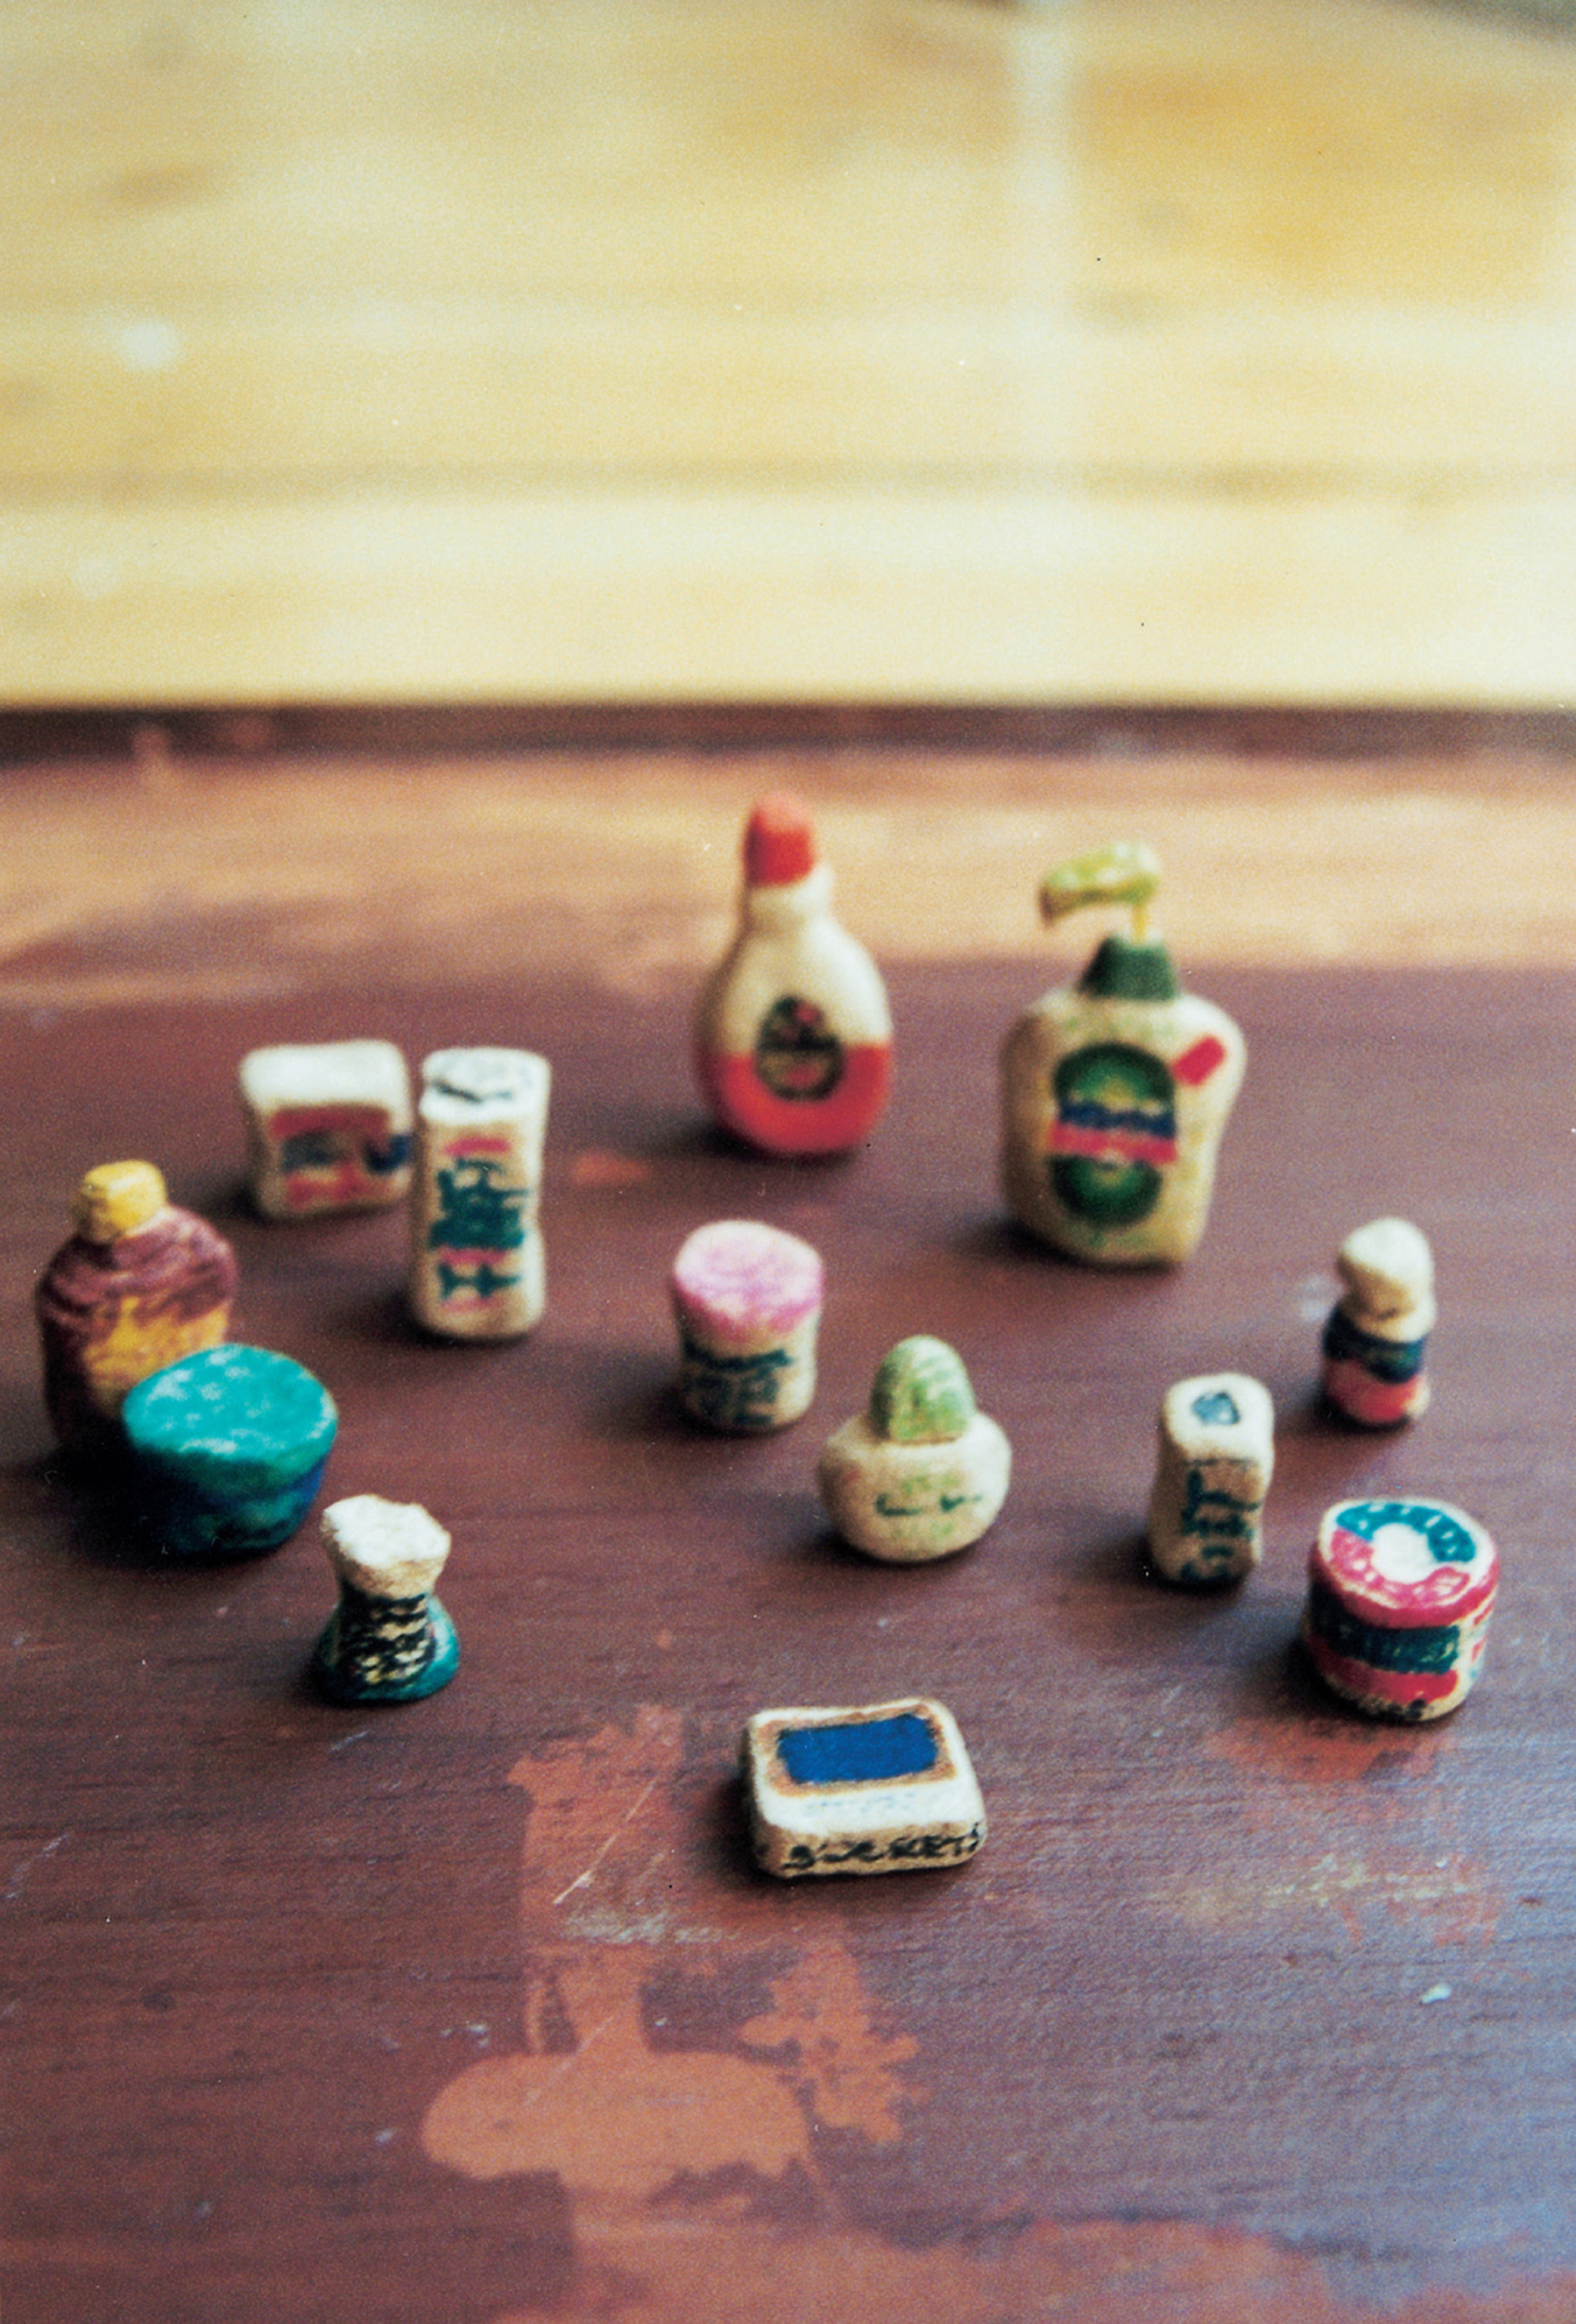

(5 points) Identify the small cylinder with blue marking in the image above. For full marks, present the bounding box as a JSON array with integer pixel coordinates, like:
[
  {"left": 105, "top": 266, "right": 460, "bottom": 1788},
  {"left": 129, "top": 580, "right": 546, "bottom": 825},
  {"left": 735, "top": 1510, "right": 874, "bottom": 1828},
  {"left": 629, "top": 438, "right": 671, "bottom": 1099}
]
[
  {"left": 670, "top": 1218, "right": 823, "bottom": 1433},
  {"left": 1147, "top": 1371, "right": 1274, "bottom": 1584},
  {"left": 1303, "top": 1496, "right": 1498, "bottom": 1721},
  {"left": 1321, "top": 1216, "right": 1433, "bottom": 1426}
]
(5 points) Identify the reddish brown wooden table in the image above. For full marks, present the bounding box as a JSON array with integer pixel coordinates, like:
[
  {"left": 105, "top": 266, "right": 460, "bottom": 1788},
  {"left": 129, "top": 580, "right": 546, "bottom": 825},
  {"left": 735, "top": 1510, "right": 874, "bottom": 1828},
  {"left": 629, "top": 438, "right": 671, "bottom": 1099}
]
[{"left": 4, "top": 740, "right": 1575, "bottom": 2323}]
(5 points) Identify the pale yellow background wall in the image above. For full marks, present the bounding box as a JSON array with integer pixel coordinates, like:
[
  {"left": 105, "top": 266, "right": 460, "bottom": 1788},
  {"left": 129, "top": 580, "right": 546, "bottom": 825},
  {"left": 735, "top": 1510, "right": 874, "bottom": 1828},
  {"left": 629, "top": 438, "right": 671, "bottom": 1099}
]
[{"left": 3, "top": 0, "right": 1574, "bottom": 703}]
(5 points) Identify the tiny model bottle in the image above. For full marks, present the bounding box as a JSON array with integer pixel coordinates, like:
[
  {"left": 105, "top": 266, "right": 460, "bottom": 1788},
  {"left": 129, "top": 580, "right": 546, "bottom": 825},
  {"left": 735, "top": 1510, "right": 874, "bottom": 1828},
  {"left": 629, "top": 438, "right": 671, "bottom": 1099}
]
[
  {"left": 1000, "top": 843, "right": 1245, "bottom": 1265},
  {"left": 312, "top": 1495, "right": 459, "bottom": 1705},
  {"left": 1146, "top": 1371, "right": 1274, "bottom": 1586},
  {"left": 669, "top": 1218, "right": 823, "bottom": 1433},
  {"left": 123, "top": 1344, "right": 336, "bottom": 1560},
  {"left": 35, "top": 1160, "right": 238, "bottom": 1455},
  {"left": 695, "top": 793, "right": 892, "bottom": 1155},
  {"left": 1321, "top": 1216, "right": 1433, "bottom": 1426}
]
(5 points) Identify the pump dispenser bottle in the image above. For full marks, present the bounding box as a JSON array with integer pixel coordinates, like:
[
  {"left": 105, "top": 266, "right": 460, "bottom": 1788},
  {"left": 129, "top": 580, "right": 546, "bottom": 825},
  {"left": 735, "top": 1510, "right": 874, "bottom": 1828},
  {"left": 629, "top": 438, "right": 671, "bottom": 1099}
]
[
  {"left": 1001, "top": 843, "right": 1244, "bottom": 1265},
  {"left": 696, "top": 794, "right": 892, "bottom": 1155}
]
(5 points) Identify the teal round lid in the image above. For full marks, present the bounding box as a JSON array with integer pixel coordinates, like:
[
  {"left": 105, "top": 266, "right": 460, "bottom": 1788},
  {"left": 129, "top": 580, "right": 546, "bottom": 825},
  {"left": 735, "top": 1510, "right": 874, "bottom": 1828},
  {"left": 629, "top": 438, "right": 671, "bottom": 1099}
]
[{"left": 123, "top": 1344, "right": 337, "bottom": 1497}]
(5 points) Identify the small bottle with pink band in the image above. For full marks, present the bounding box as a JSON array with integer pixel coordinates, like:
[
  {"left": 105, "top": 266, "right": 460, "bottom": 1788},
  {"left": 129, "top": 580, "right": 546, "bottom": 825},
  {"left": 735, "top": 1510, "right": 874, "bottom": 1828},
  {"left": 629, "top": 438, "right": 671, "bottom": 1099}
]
[
  {"left": 694, "top": 794, "right": 892, "bottom": 1156},
  {"left": 670, "top": 1219, "right": 824, "bottom": 1433},
  {"left": 1321, "top": 1216, "right": 1433, "bottom": 1427}
]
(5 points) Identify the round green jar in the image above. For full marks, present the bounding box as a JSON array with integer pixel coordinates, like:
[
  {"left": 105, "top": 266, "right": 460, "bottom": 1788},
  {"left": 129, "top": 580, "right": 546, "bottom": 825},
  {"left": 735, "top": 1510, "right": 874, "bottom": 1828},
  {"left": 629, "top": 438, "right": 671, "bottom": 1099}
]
[{"left": 122, "top": 1344, "right": 337, "bottom": 1559}]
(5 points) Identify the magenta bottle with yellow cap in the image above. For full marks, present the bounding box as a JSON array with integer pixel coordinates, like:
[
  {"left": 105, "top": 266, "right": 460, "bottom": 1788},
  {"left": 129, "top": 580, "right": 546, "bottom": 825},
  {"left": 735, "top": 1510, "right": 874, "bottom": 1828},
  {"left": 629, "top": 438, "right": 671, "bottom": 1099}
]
[{"left": 35, "top": 1161, "right": 238, "bottom": 1456}]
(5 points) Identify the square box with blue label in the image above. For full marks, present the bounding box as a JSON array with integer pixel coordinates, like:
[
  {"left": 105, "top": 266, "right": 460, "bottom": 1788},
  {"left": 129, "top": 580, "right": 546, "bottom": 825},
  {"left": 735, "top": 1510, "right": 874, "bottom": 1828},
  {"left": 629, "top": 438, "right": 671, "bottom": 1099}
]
[{"left": 742, "top": 1696, "right": 986, "bottom": 1880}]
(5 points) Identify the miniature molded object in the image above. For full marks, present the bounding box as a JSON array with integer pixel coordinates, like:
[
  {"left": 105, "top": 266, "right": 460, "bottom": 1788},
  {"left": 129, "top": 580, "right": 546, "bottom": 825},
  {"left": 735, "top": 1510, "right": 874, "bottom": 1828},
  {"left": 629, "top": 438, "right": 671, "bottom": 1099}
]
[
  {"left": 742, "top": 1696, "right": 986, "bottom": 1878},
  {"left": 818, "top": 1336, "right": 1010, "bottom": 1561},
  {"left": 695, "top": 793, "right": 892, "bottom": 1155},
  {"left": 1321, "top": 1217, "right": 1434, "bottom": 1426},
  {"left": 35, "top": 1161, "right": 237, "bottom": 1455},
  {"left": 312, "top": 1494, "right": 459, "bottom": 1704},
  {"left": 1001, "top": 843, "right": 1244, "bottom": 1264},
  {"left": 239, "top": 1040, "right": 412, "bottom": 1218},
  {"left": 121, "top": 1344, "right": 337, "bottom": 1558},
  {"left": 410, "top": 1047, "right": 551, "bottom": 1340},
  {"left": 670, "top": 1219, "right": 823, "bottom": 1432},
  {"left": 1146, "top": 1371, "right": 1274, "bottom": 1585},
  {"left": 1302, "top": 1495, "right": 1497, "bottom": 1721}
]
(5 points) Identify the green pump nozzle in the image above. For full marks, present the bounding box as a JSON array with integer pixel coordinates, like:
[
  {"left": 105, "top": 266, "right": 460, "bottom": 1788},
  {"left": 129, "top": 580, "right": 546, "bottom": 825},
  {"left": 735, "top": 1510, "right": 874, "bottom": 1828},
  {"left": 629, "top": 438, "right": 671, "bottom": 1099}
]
[
  {"left": 1039, "top": 840, "right": 1162, "bottom": 936},
  {"left": 1038, "top": 841, "right": 1177, "bottom": 1001}
]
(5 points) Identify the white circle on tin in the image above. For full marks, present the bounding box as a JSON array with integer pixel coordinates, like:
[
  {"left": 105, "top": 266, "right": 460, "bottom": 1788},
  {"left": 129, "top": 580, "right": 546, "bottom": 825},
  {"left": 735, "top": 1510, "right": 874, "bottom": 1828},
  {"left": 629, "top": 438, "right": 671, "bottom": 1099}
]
[{"left": 1369, "top": 1520, "right": 1440, "bottom": 1585}]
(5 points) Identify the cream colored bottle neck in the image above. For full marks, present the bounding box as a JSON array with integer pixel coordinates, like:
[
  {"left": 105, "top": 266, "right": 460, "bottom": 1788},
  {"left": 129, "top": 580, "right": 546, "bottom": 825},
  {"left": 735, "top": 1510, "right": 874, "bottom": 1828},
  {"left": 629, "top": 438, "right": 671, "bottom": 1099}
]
[{"left": 742, "top": 860, "right": 834, "bottom": 932}]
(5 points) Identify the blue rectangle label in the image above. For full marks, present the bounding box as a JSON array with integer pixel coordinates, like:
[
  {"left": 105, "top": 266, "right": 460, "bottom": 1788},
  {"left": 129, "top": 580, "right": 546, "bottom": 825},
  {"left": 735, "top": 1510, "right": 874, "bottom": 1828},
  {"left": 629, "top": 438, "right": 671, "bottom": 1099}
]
[{"left": 775, "top": 1712, "right": 939, "bottom": 1788}]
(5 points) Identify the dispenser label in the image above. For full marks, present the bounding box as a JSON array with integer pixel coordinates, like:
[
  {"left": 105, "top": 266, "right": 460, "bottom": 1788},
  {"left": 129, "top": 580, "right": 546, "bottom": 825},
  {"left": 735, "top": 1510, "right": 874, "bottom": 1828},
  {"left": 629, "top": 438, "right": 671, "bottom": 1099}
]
[
  {"left": 1173, "top": 1034, "right": 1228, "bottom": 1087},
  {"left": 753, "top": 996, "right": 846, "bottom": 1102},
  {"left": 1046, "top": 1043, "right": 1176, "bottom": 1228}
]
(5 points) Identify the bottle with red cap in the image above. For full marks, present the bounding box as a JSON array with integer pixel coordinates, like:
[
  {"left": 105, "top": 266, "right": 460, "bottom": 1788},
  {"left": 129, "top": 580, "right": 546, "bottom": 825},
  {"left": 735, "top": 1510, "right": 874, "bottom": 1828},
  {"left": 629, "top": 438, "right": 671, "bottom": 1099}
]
[{"left": 695, "top": 794, "right": 893, "bottom": 1155}]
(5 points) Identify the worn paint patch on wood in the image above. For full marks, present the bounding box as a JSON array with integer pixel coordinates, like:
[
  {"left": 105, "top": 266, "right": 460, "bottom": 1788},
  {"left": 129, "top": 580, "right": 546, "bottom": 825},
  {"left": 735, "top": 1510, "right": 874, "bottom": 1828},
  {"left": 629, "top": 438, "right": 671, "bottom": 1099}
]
[
  {"left": 426, "top": 1705, "right": 1546, "bottom": 2316},
  {"left": 1180, "top": 1713, "right": 1505, "bottom": 1946},
  {"left": 484, "top": 2212, "right": 1348, "bottom": 2324},
  {"left": 422, "top": 1707, "right": 920, "bottom": 2206},
  {"left": 484, "top": 2232, "right": 1576, "bottom": 2324}
]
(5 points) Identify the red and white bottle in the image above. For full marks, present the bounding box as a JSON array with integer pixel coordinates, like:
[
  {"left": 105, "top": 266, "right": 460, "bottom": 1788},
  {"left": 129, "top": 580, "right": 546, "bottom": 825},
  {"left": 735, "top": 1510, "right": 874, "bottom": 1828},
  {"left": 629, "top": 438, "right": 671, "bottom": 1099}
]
[{"left": 695, "top": 794, "right": 892, "bottom": 1156}]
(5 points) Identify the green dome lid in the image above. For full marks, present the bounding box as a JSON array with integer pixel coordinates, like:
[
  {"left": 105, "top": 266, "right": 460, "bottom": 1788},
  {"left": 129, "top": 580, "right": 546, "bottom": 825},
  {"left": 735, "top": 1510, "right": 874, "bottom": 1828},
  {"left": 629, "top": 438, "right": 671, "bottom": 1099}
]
[{"left": 869, "top": 1336, "right": 976, "bottom": 1444}]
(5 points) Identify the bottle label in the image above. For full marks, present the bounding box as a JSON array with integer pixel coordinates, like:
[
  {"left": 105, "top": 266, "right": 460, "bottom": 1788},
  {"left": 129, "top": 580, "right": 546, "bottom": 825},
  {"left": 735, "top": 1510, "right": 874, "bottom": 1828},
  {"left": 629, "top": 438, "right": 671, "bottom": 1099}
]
[
  {"left": 269, "top": 1103, "right": 411, "bottom": 1213},
  {"left": 1046, "top": 1043, "right": 1176, "bottom": 1228},
  {"left": 424, "top": 1133, "right": 529, "bottom": 1312},
  {"left": 1321, "top": 1307, "right": 1427, "bottom": 1381},
  {"left": 679, "top": 1333, "right": 794, "bottom": 1431},
  {"left": 753, "top": 996, "right": 846, "bottom": 1103}
]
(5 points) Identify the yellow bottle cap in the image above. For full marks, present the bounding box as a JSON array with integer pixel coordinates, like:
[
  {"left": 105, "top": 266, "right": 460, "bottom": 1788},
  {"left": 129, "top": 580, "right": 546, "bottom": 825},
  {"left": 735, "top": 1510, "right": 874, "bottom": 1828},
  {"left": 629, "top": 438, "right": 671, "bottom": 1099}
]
[{"left": 72, "top": 1160, "right": 169, "bottom": 1243}]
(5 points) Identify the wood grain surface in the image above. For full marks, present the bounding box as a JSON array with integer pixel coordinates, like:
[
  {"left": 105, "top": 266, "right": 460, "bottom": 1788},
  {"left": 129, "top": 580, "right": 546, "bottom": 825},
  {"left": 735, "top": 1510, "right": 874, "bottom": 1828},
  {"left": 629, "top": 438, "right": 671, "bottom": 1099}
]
[
  {"left": 3, "top": 739, "right": 1575, "bottom": 2320},
  {"left": 3, "top": 724, "right": 1576, "bottom": 1018},
  {"left": 4, "top": 0, "right": 1576, "bottom": 703}
]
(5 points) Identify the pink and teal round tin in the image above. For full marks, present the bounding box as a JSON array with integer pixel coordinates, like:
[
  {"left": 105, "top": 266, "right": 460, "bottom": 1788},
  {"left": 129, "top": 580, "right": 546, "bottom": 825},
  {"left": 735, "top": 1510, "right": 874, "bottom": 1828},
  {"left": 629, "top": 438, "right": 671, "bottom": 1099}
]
[{"left": 1303, "top": 1496, "right": 1499, "bottom": 1722}]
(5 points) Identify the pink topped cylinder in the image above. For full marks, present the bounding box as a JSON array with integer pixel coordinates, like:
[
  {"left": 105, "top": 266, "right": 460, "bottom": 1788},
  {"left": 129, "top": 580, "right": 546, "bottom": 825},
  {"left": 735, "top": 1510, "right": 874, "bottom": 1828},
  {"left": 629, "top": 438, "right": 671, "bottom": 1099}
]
[{"left": 670, "top": 1219, "right": 824, "bottom": 1432}]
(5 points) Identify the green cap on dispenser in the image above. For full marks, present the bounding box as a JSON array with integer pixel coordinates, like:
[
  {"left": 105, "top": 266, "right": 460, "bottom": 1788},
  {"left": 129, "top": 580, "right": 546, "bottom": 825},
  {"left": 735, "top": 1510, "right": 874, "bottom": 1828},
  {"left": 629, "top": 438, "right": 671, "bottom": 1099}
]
[{"left": 1039, "top": 842, "right": 1180, "bottom": 999}]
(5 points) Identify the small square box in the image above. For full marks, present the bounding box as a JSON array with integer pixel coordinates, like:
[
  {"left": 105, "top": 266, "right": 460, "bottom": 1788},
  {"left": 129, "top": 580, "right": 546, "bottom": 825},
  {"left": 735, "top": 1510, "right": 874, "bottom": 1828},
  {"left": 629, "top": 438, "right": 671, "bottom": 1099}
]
[
  {"left": 742, "top": 1696, "right": 985, "bottom": 1879},
  {"left": 240, "top": 1041, "right": 413, "bottom": 1218}
]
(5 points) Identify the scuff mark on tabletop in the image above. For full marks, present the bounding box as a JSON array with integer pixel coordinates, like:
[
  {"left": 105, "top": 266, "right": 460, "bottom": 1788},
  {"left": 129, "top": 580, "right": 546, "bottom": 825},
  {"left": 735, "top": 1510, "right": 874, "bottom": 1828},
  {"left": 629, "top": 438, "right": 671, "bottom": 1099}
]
[
  {"left": 422, "top": 1708, "right": 921, "bottom": 2207},
  {"left": 1149, "top": 1712, "right": 1507, "bottom": 1944},
  {"left": 479, "top": 2211, "right": 1576, "bottom": 2324}
]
